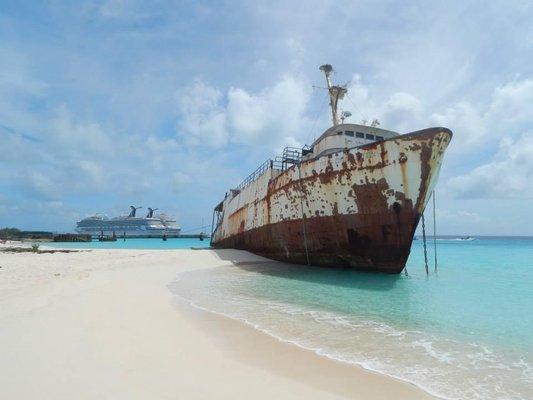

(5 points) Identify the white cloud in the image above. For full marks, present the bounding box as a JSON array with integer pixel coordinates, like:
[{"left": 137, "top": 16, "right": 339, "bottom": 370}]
[
  {"left": 23, "top": 171, "right": 59, "bottom": 199},
  {"left": 175, "top": 75, "right": 312, "bottom": 149},
  {"left": 448, "top": 133, "right": 533, "bottom": 199},
  {"left": 381, "top": 92, "right": 423, "bottom": 132},
  {"left": 176, "top": 79, "right": 228, "bottom": 148},
  {"left": 49, "top": 106, "right": 116, "bottom": 157},
  {"left": 75, "top": 160, "right": 105, "bottom": 189},
  {"left": 338, "top": 75, "right": 425, "bottom": 132},
  {"left": 338, "top": 75, "right": 533, "bottom": 169},
  {"left": 430, "top": 101, "right": 487, "bottom": 148},
  {"left": 429, "top": 78, "right": 533, "bottom": 152},
  {"left": 227, "top": 75, "right": 311, "bottom": 146},
  {"left": 488, "top": 78, "right": 533, "bottom": 132}
]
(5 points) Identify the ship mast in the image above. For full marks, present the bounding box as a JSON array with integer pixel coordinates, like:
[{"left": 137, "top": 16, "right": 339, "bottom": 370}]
[{"left": 319, "top": 64, "right": 347, "bottom": 126}]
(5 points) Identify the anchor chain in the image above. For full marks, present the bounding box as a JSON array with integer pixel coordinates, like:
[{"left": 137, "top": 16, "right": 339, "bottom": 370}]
[{"left": 421, "top": 213, "right": 429, "bottom": 275}]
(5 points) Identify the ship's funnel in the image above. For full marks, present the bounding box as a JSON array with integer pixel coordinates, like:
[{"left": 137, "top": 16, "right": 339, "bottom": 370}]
[
  {"left": 129, "top": 206, "right": 142, "bottom": 217},
  {"left": 146, "top": 207, "right": 158, "bottom": 218}
]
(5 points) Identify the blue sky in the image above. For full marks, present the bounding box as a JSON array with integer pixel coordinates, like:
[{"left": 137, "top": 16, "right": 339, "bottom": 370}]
[{"left": 0, "top": 0, "right": 532, "bottom": 235}]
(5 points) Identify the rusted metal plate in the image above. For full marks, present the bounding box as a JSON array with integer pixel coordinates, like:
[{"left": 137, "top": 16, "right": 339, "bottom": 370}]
[{"left": 212, "top": 127, "right": 452, "bottom": 274}]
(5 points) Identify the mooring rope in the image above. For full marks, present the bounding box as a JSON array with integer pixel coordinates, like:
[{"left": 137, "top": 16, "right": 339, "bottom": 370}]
[
  {"left": 421, "top": 213, "right": 429, "bottom": 275},
  {"left": 432, "top": 190, "right": 438, "bottom": 272},
  {"left": 297, "top": 164, "right": 311, "bottom": 266}
]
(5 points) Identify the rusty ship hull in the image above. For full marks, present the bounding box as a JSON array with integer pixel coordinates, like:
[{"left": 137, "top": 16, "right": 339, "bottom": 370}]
[{"left": 212, "top": 127, "right": 452, "bottom": 273}]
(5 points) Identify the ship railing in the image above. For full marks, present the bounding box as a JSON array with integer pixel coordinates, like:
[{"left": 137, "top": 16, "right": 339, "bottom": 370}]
[
  {"left": 236, "top": 147, "right": 303, "bottom": 190},
  {"left": 237, "top": 159, "right": 274, "bottom": 190}
]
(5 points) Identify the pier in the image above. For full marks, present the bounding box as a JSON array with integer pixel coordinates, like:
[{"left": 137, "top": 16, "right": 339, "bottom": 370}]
[{"left": 53, "top": 234, "right": 92, "bottom": 242}]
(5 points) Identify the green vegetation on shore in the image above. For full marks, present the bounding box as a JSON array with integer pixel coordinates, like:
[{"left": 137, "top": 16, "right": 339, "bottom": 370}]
[{"left": 0, "top": 228, "right": 53, "bottom": 240}]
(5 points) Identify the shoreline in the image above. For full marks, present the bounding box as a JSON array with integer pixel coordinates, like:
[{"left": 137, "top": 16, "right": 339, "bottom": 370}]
[
  {"left": 174, "top": 293, "right": 437, "bottom": 400},
  {"left": 0, "top": 247, "right": 436, "bottom": 399}
]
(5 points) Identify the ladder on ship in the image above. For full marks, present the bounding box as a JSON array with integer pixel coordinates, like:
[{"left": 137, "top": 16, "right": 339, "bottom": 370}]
[{"left": 280, "top": 147, "right": 302, "bottom": 170}]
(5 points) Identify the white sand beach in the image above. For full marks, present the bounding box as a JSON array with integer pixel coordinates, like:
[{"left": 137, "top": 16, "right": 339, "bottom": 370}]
[{"left": 0, "top": 246, "right": 435, "bottom": 399}]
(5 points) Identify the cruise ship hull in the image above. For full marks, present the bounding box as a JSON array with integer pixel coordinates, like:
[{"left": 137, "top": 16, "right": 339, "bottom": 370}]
[
  {"left": 212, "top": 128, "right": 452, "bottom": 273},
  {"left": 76, "top": 215, "right": 181, "bottom": 238}
]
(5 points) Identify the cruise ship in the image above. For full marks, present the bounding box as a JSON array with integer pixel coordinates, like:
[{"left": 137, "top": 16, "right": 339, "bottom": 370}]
[
  {"left": 211, "top": 64, "right": 452, "bottom": 273},
  {"left": 76, "top": 207, "right": 181, "bottom": 237}
]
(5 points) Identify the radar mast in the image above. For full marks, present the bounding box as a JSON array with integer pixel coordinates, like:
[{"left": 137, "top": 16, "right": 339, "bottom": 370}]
[{"left": 319, "top": 64, "right": 347, "bottom": 126}]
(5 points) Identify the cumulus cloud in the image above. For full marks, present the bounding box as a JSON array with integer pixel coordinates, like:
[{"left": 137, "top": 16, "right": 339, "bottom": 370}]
[
  {"left": 430, "top": 101, "right": 486, "bottom": 148},
  {"left": 337, "top": 75, "right": 425, "bottom": 132},
  {"left": 48, "top": 106, "right": 116, "bottom": 158},
  {"left": 340, "top": 75, "right": 533, "bottom": 150},
  {"left": 176, "top": 75, "right": 311, "bottom": 149},
  {"left": 176, "top": 80, "right": 228, "bottom": 148},
  {"left": 227, "top": 75, "right": 311, "bottom": 146},
  {"left": 448, "top": 133, "right": 533, "bottom": 199},
  {"left": 430, "top": 78, "right": 533, "bottom": 151},
  {"left": 17, "top": 171, "right": 60, "bottom": 199},
  {"left": 489, "top": 78, "right": 533, "bottom": 132},
  {"left": 2, "top": 107, "right": 183, "bottom": 201}
]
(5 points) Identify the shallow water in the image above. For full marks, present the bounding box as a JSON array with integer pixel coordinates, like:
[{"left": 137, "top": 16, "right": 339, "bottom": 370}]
[
  {"left": 170, "top": 237, "right": 533, "bottom": 400},
  {"left": 44, "top": 237, "right": 211, "bottom": 250}
]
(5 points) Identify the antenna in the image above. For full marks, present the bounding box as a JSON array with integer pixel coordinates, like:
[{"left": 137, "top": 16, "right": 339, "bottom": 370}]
[
  {"left": 319, "top": 64, "right": 347, "bottom": 126},
  {"left": 370, "top": 119, "right": 380, "bottom": 134},
  {"left": 340, "top": 111, "right": 352, "bottom": 124}
]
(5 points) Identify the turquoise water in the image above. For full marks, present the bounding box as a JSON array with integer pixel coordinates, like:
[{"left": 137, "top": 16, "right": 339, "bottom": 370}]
[
  {"left": 44, "top": 237, "right": 211, "bottom": 250},
  {"left": 170, "top": 237, "right": 533, "bottom": 400}
]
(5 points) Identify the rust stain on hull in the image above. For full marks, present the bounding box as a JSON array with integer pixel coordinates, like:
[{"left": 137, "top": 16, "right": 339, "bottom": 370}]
[
  {"left": 212, "top": 127, "right": 452, "bottom": 274},
  {"left": 215, "top": 208, "right": 419, "bottom": 273}
]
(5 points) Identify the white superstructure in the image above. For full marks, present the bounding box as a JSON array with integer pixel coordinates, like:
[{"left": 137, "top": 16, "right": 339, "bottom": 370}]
[{"left": 76, "top": 206, "right": 181, "bottom": 237}]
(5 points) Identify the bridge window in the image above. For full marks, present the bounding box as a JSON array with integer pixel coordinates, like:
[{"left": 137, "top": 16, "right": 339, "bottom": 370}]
[
  {"left": 375, "top": 135, "right": 384, "bottom": 141},
  {"left": 366, "top": 133, "right": 375, "bottom": 140},
  {"left": 356, "top": 132, "right": 365, "bottom": 138},
  {"left": 337, "top": 131, "right": 343, "bottom": 135},
  {"left": 345, "top": 131, "right": 354, "bottom": 137}
]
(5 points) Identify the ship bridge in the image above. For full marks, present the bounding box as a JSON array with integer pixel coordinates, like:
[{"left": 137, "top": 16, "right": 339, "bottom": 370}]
[{"left": 303, "top": 123, "right": 399, "bottom": 160}]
